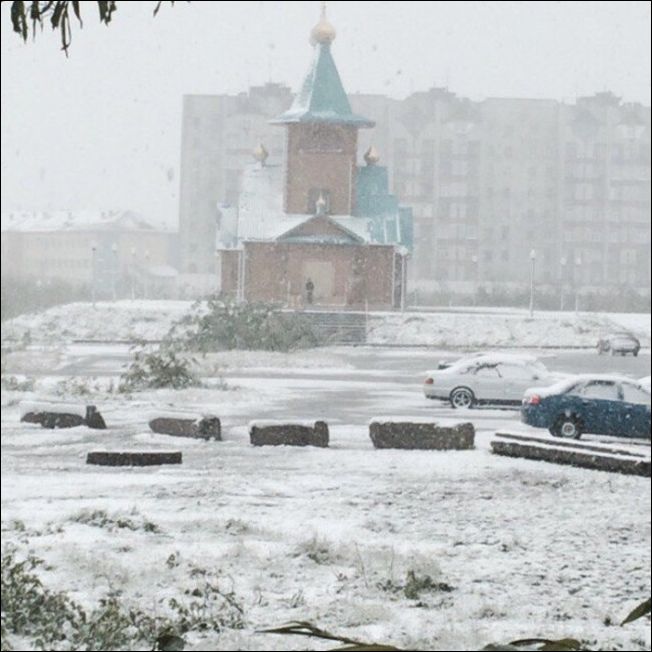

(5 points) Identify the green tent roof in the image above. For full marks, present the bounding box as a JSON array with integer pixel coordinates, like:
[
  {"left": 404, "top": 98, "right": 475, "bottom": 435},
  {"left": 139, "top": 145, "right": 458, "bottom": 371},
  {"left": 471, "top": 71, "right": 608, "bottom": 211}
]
[{"left": 271, "top": 43, "right": 374, "bottom": 127}]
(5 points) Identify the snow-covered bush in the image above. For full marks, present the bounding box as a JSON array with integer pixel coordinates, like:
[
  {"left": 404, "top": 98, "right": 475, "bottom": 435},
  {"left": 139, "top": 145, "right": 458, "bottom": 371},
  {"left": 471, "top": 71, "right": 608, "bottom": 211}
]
[
  {"left": 1, "top": 547, "right": 245, "bottom": 651},
  {"left": 175, "top": 298, "right": 321, "bottom": 352},
  {"left": 0, "top": 375, "right": 35, "bottom": 392},
  {"left": 119, "top": 344, "right": 199, "bottom": 392}
]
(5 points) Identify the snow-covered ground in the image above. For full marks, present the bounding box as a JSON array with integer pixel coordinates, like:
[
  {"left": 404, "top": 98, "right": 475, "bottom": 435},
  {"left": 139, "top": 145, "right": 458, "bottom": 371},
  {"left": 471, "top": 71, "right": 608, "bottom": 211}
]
[
  {"left": 2, "top": 301, "right": 650, "bottom": 348},
  {"left": 2, "top": 342, "right": 650, "bottom": 651},
  {"left": 368, "top": 308, "right": 651, "bottom": 348}
]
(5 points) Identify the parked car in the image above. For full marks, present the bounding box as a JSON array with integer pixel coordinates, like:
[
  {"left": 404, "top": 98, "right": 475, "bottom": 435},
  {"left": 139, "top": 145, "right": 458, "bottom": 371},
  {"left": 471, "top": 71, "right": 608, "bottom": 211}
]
[
  {"left": 423, "top": 353, "right": 561, "bottom": 409},
  {"left": 596, "top": 332, "right": 640, "bottom": 356},
  {"left": 522, "top": 375, "right": 651, "bottom": 439}
]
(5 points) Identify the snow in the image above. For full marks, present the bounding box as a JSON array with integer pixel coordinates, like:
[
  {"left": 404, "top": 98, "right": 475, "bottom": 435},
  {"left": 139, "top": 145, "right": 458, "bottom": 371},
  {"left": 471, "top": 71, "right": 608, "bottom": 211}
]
[
  {"left": 147, "top": 410, "right": 217, "bottom": 421},
  {"left": 3, "top": 301, "right": 649, "bottom": 349},
  {"left": 524, "top": 373, "right": 649, "bottom": 399},
  {"left": 368, "top": 309, "right": 651, "bottom": 348},
  {"left": 2, "top": 314, "right": 650, "bottom": 651},
  {"left": 0, "top": 209, "right": 168, "bottom": 233},
  {"left": 19, "top": 400, "right": 88, "bottom": 419},
  {"left": 368, "top": 416, "right": 471, "bottom": 426},
  {"left": 249, "top": 419, "right": 321, "bottom": 428}
]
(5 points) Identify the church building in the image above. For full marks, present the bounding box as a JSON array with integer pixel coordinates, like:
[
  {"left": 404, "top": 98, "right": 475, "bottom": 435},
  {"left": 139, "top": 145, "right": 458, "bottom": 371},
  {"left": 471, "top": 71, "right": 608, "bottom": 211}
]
[{"left": 217, "top": 5, "right": 412, "bottom": 309}]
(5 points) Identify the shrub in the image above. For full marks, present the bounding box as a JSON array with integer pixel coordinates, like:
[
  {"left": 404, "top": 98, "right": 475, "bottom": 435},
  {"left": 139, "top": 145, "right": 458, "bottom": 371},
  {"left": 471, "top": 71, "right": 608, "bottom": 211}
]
[
  {"left": 1, "top": 547, "right": 245, "bottom": 651},
  {"left": 119, "top": 344, "right": 199, "bottom": 392},
  {"left": 178, "top": 297, "right": 321, "bottom": 353},
  {"left": 0, "top": 375, "right": 35, "bottom": 392}
]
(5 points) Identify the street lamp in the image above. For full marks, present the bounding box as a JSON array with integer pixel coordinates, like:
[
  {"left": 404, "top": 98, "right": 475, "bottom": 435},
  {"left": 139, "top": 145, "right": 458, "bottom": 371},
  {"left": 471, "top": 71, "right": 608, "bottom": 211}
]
[
  {"left": 111, "top": 243, "right": 118, "bottom": 301},
  {"left": 130, "top": 246, "right": 137, "bottom": 300},
  {"left": 574, "top": 256, "right": 582, "bottom": 313},
  {"left": 90, "top": 241, "right": 98, "bottom": 307},
  {"left": 528, "top": 249, "right": 536, "bottom": 317},
  {"left": 144, "top": 249, "right": 151, "bottom": 300},
  {"left": 560, "top": 257, "right": 567, "bottom": 311},
  {"left": 471, "top": 254, "right": 479, "bottom": 307}
]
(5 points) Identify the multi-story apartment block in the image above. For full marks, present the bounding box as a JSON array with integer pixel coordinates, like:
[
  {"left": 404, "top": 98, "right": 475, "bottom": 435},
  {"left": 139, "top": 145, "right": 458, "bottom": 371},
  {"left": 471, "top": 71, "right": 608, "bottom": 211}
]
[{"left": 179, "top": 85, "right": 651, "bottom": 296}]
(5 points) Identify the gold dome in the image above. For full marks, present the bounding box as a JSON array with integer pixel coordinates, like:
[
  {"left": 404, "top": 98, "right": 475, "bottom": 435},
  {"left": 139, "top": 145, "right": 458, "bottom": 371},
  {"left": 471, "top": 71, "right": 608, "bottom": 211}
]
[
  {"left": 364, "top": 146, "right": 381, "bottom": 166},
  {"left": 310, "top": 2, "right": 335, "bottom": 45},
  {"left": 252, "top": 143, "right": 269, "bottom": 164},
  {"left": 310, "top": 18, "right": 336, "bottom": 45}
]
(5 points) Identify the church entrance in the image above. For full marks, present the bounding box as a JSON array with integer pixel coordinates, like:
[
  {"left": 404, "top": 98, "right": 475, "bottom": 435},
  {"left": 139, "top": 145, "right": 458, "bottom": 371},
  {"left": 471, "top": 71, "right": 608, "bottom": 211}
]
[{"left": 301, "top": 260, "right": 336, "bottom": 305}]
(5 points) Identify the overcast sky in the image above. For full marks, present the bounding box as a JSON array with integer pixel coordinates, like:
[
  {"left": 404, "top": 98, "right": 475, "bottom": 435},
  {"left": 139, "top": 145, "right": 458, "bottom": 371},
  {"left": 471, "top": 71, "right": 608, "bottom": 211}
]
[{"left": 1, "top": 0, "right": 650, "bottom": 226}]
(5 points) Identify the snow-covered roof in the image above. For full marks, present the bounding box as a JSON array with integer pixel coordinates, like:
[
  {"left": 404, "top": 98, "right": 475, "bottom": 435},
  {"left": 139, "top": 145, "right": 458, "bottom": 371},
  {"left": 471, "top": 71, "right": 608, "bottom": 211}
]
[
  {"left": 1, "top": 209, "right": 166, "bottom": 233},
  {"left": 230, "top": 162, "right": 379, "bottom": 245}
]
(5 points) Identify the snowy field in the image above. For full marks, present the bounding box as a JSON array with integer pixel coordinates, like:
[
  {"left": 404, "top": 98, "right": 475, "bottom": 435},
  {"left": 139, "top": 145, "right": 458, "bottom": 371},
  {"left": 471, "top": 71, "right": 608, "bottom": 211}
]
[
  {"left": 2, "top": 300, "right": 651, "bottom": 348},
  {"left": 2, "top": 340, "right": 651, "bottom": 651}
]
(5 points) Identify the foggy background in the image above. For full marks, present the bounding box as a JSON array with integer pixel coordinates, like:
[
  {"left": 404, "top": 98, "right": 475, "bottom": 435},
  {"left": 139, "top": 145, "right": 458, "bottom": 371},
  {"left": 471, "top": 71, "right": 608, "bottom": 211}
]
[{"left": 1, "top": 0, "right": 651, "bottom": 228}]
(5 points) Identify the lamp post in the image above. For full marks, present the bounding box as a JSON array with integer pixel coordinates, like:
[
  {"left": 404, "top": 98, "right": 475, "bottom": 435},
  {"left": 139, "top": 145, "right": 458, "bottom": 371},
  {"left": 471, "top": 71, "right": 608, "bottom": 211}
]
[
  {"left": 560, "top": 256, "right": 567, "bottom": 311},
  {"left": 111, "top": 243, "right": 118, "bottom": 301},
  {"left": 528, "top": 249, "right": 536, "bottom": 317},
  {"left": 90, "top": 241, "right": 98, "bottom": 307},
  {"left": 471, "top": 254, "right": 479, "bottom": 307},
  {"left": 574, "top": 256, "right": 582, "bottom": 314},
  {"left": 130, "top": 246, "right": 137, "bottom": 300},
  {"left": 144, "top": 249, "right": 150, "bottom": 300}
]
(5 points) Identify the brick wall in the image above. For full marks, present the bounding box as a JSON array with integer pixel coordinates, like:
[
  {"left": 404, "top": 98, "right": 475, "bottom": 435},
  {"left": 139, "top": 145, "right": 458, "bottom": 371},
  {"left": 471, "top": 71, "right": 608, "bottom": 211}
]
[
  {"left": 284, "top": 124, "right": 358, "bottom": 215},
  {"left": 243, "top": 241, "right": 396, "bottom": 308}
]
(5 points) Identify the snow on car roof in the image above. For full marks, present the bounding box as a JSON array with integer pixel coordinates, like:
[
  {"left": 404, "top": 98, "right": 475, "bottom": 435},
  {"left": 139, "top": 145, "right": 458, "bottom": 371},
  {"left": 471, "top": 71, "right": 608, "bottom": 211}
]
[
  {"left": 427, "top": 352, "right": 544, "bottom": 375},
  {"left": 525, "top": 373, "right": 648, "bottom": 398}
]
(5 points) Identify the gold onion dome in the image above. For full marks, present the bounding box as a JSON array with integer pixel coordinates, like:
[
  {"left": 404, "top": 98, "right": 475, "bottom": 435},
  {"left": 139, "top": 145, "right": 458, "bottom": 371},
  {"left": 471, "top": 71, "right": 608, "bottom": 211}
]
[
  {"left": 252, "top": 143, "right": 269, "bottom": 164},
  {"left": 364, "top": 146, "right": 381, "bottom": 166},
  {"left": 310, "top": 3, "right": 336, "bottom": 45}
]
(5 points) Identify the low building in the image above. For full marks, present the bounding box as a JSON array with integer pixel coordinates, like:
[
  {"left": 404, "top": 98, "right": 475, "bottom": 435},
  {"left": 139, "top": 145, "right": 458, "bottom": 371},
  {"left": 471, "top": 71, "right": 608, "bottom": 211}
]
[{"left": 1, "top": 210, "right": 177, "bottom": 298}]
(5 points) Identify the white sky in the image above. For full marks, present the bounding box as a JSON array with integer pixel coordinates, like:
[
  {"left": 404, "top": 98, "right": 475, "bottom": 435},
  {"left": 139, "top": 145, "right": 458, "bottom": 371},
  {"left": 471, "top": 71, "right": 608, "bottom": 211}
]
[{"left": 1, "top": 0, "right": 650, "bottom": 227}]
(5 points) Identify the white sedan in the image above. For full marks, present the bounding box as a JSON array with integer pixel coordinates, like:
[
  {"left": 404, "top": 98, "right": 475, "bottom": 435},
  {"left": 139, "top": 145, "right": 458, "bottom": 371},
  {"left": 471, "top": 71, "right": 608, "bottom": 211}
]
[{"left": 423, "top": 354, "right": 561, "bottom": 409}]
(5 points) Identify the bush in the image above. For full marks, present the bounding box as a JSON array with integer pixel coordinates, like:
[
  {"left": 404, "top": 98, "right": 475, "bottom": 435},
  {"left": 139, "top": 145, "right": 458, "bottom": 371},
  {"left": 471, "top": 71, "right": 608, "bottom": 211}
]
[
  {"left": 178, "top": 297, "right": 321, "bottom": 353},
  {"left": 1, "top": 547, "right": 245, "bottom": 651},
  {"left": 119, "top": 344, "right": 199, "bottom": 393}
]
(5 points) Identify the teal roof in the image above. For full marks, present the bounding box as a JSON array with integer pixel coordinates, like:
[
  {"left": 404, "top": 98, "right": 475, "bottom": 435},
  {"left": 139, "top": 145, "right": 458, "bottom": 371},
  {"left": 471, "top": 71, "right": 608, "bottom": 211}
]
[{"left": 271, "top": 44, "right": 374, "bottom": 127}]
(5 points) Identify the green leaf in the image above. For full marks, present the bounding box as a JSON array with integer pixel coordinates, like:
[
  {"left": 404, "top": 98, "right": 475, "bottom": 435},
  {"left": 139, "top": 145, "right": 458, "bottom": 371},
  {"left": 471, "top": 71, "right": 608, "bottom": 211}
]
[
  {"left": 71, "top": 0, "right": 82, "bottom": 26},
  {"left": 10, "top": 0, "right": 28, "bottom": 40},
  {"left": 621, "top": 597, "right": 651, "bottom": 625}
]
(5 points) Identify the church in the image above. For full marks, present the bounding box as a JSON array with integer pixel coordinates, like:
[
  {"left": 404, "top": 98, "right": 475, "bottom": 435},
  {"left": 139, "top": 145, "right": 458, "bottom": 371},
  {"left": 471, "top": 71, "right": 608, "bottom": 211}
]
[{"left": 217, "top": 5, "right": 413, "bottom": 309}]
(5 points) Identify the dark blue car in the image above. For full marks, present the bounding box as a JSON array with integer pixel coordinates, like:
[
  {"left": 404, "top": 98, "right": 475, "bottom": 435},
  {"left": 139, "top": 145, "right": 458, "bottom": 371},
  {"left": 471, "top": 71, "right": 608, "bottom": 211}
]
[{"left": 521, "top": 375, "right": 651, "bottom": 440}]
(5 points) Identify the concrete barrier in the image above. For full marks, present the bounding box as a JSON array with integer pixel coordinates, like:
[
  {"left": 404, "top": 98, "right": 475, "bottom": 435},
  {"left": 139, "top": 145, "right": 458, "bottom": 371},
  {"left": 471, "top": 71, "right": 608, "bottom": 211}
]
[
  {"left": 86, "top": 451, "right": 182, "bottom": 466},
  {"left": 249, "top": 420, "right": 329, "bottom": 447},
  {"left": 20, "top": 402, "right": 106, "bottom": 430},
  {"left": 149, "top": 415, "right": 221, "bottom": 440},
  {"left": 491, "top": 432, "right": 650, "bottom": 477},
  {"left": 369, "top": 418, "right": 475, "bottom": 450}
]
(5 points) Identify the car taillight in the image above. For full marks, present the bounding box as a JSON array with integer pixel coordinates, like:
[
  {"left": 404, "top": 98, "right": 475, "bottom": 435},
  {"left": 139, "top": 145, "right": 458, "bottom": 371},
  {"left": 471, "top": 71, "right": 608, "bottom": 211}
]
[
  {"left": 424, "top": 378, "right": 434, "bottom": 385},
  {"left": 527, "top": 394, "right": 541, "bottom": 405}
]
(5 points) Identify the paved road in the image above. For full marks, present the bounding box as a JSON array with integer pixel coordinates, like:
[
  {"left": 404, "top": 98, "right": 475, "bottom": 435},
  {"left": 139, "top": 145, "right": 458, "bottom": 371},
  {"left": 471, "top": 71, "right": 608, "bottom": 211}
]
[
  {"left": 50, "top": 343, "right": 651, "bottom": 379},
  {"left": 15, "top": 343, "right": 642, "bottom": 428}
]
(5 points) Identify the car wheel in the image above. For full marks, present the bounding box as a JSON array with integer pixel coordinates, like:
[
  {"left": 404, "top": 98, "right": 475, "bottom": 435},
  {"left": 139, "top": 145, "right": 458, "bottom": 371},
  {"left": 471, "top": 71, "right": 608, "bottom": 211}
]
[
  {"left": 450, "top": 387, "right": 475, "bottom": 409},
  {"left": 634, "top": 350, "right": 639, "bottom": 357},
  {"left": 610, "top": 348, "right": 617, "bottom": 356},
  {"left": 550, "top": 415, "right": 582, "bottom": 439}
]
